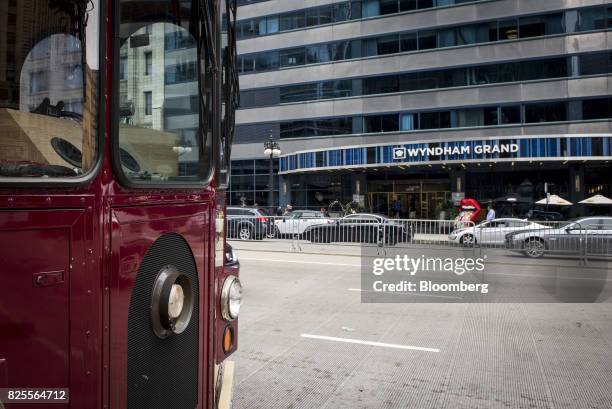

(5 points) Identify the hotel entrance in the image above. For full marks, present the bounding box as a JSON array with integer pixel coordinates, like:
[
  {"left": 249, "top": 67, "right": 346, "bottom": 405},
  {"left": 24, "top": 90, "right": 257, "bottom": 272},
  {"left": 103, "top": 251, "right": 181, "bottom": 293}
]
[{"left": 367, "top": 179, "right": 451, "bottom": 219}]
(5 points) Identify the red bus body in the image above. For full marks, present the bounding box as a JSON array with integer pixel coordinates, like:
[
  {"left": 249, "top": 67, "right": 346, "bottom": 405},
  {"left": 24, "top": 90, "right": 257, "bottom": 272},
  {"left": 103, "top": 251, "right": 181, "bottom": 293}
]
[{"left": 0, "top": 1, "right": 238, "bottom": 408}]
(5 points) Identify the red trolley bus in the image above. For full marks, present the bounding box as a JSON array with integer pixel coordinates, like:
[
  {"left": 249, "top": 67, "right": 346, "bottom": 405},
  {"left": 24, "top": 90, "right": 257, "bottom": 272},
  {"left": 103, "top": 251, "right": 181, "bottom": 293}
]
[{"left": 0, "top": 0, "right": 240, "bottom": 408}]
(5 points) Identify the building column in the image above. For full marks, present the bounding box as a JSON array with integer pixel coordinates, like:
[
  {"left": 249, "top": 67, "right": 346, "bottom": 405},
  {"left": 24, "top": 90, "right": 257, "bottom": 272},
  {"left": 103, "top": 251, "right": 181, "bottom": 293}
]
[
  {"left": 450, "top": 168, "right": 466, "bottom": 203},
  {"left": 569, "top": 164, "right": 585, "bottom": 217},
  {"left": 351, "top": 172, "right": 367, "bottom": 207},
  {"left": 279, "top": 175, "right": 291, "bottom": 208}
]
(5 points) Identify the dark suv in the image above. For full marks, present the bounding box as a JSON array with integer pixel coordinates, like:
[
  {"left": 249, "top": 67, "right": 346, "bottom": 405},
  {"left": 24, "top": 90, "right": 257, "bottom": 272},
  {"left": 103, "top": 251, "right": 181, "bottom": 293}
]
[{"left": 227, "top": 206, "right": 274, "bottom": 240}]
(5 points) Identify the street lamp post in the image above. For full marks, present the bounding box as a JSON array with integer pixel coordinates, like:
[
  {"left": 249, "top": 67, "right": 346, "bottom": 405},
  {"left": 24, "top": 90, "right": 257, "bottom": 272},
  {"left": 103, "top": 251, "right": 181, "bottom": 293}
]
[{"left": 263, "top": 134, "right": 281, "bottom": 211}]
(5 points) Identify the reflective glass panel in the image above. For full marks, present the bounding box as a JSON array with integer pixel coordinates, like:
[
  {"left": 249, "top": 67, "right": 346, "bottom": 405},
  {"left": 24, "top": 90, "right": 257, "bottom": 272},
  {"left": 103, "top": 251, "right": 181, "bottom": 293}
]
[
  {"left": 0, "top": 1, "right": 99, "bottom": 179},
  {"left": 118, "top": 0, "right": 209, "bottom": 183}
]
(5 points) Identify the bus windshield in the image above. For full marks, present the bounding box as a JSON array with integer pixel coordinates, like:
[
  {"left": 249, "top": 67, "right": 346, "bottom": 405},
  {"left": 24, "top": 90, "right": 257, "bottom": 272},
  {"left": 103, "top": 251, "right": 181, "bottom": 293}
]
[
  {"left": 117, "top": 0, "right": 213, "bottom": 184},
  {"left": 0, "top": 0, "right": 99, "bottom": 179}
]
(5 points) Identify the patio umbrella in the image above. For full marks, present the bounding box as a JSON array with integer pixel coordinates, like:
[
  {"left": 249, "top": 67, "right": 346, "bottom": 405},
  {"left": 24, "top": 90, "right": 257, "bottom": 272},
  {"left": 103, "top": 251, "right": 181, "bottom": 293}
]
[
  {"left": 535, "top": 194, "right": 572, "bottom": 206},
  {"left": 579, "top": 194, "right": 612, "bottom": 205}
]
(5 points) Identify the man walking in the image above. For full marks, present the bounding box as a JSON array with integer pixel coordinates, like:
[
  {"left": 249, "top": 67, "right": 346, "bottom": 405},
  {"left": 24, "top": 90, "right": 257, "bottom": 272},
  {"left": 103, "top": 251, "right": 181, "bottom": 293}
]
[{"left": 486, "top": 204, "right": 496, "bottom": 221}]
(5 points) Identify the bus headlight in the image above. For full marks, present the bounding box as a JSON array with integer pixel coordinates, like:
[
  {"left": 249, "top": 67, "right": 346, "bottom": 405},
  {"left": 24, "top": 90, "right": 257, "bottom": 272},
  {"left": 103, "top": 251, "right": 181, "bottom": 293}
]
[
  {"left": 221, "top": 276, "right": 242, "bottom": 321},
  {"left": 151, "top": 266, "right": 194, "bottom": 338},
  {"left": 168, "top": 283, "right": 185, "bottom": 319}
]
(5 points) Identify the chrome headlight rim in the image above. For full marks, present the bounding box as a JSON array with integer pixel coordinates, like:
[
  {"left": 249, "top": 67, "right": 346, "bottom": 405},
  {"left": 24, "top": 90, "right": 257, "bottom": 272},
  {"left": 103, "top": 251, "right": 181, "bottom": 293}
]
[
  {"left": 221, "top": 275, "right": 242, "bottom": 321},
  {"left": 151, "top": 265, "right": 194, "bottom": 339}
]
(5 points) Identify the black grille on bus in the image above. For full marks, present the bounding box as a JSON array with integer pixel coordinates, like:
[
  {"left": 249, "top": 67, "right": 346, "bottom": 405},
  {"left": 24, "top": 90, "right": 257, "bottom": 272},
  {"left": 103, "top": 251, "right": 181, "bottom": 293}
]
[{"left": 127, "top": 233, "right": 199, "bottom": 409}]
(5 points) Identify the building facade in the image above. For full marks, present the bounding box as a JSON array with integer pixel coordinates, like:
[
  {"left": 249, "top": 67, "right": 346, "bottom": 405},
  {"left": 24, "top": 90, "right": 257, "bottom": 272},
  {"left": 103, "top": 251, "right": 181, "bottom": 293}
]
[{"left": 231, "top": 0, "right": 612, "bottom": 218}]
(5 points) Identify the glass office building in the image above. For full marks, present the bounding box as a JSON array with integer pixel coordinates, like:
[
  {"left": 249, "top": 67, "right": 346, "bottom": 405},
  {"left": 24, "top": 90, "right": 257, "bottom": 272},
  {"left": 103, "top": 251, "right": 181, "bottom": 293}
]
[{"left": 231, "top": 0, "right": 612, "bottom": 217}]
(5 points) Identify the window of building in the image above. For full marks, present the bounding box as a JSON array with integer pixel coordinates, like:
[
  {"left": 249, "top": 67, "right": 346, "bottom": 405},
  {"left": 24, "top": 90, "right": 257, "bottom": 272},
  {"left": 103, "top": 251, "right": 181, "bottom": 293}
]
[
  {"left": 29, "top": 71, "right": 49, "bottom": 93},
  {"left": 237, "top": 19, "right": 260, "bottom": 38},
  {"left": 333, "top": 40, "right": 357, "bottom": 61},
  {"left": 165, "top": 61, "right": 197, "bottom": 84},
  {"left": 498, "top": 19, "right": 519, "bottom": 40},
  {"left": 305, "top": 8, "right": 320, "bottom": 26},
  {"left": 319, "top": 5, "right": 333, "bottom": 24},
  {"left": 255, "top": 51, "right": 279, "bottom": 71},
  {"left": 418, "top": 111, "right": 440, "bottom": 129},
  {"left": 400, "top": 113, "right": 416, "bottom": 130},
  {"left": 240, "top": 55, "right": 256, "bottom": 73},
  {"left": 243, "top": 53, "right": 583, "bottom": 108},
  {"left": 400, "top": 32, "right": 417, "bottom": 52},
  {"left": 363, "top": 75, "right": 399, "bottom": 94},
  {"left": 451, "top": 108, "right": 479, "bottom": 127},
  {"left": 280, "top": 11, "right": 306, "bottom": 31},
  {"left": 240, "top": 98, "right": 609, "bottom": 140},
  {"left": 306, "top": 44, "right": 326, "bottom": 64},
  {"left": 579, "top": 51, "right": 612, "bottom": 76},
  {"left": 582, "top": 98, "right": 611, "bottom": 120},
  {"left": 379, "top": 0, "right": 399, "bottom": 15},
  {"left": 165, "top": 31, "right": 196, "bottom": 50},
  {"left": 519, "top": 13, "right": 563, "bottom": 38},
  {"left": 144, "top": 52, "right": 152, "bottom": 75},
  {"left": 120, "top": 56, "right": 128, "bottom": 80},
  {"left": 334, "top": 2, "right": 361, "bottom": 21},
  {"left": 64, "top": 64, "right": 82, "bottom": 88},
  {"left": 362, "top": 0, "right": 380, "bottom": 18},
  {"left": 418, "top": 0, "right": 434, "bottom": 9},
  {"left": 483, "top": 106, "right": 499, "bottom": 125},
  {"left": 280, "top": 48, "right": 306, "bottom": 67},
  {"left": 377, "top": 34, "right": 400, "bottom": 55},
  {"left": 525, "top": 102, "right": 567, "bottom": 123},
  {"left": 438, "top": 28, "right": 456, "bottom": 48},
  {"left": 238, "top": 8, "right": 606, "bottom": 75},
  {"left": 521, "top": 57, "right": 567, "bottom": 81},
  {"left": 144, "top": 91, "right": 152, "bottom": 116},
  {"left": 578, "top": 7, "right": 607, "bottom": 31},
  {"left": 418, "top": 30, "right": 437, "bottom": 50},
  {"left": 400, "top": 0, "right": 417, "bottom": 11},
  {"left": 500, "top": 105, "right": 521, "bottom": 124}
]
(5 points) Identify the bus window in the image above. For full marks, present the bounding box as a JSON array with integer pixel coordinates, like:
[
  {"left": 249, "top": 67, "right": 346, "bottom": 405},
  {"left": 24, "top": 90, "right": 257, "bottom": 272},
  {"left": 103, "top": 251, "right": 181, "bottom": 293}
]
[
  {"left": 0, "top": 1, "right": 99, "bottom": 179},
  {"left": 117, "top": 0, "right": 212, "bottom": 184}
]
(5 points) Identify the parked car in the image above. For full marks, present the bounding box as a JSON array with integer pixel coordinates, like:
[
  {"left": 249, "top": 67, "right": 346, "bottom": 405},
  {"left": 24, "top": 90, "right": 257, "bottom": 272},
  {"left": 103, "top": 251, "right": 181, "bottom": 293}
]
[
  {"left": 448, "top": 218, "right": 548, "bottom": 246},
  {"left": 275, "top": 210, "right": 334, "bottom": 236},
  {"left": 225, "top": 242, "right": 239, "bottom": 270},
  {"left": 304, "top": 213, "right": 412, "bottom": 245},
  {"left": 506, "top": 217, "right": 612, "bottom": 258},
  {"left": 227, "top": 206, "right": 274, "bottom": 240}
]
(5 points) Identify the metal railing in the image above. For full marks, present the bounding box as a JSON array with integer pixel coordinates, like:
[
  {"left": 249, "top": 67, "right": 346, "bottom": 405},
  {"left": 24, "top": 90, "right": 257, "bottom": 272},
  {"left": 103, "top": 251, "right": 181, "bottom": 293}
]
[{"left": 227, "top": 215, "right": 612, "bottom": 263}]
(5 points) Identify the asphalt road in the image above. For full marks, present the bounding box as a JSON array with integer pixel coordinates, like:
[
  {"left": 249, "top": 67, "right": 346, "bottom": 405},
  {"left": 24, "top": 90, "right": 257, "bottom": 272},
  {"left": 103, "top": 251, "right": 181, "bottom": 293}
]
[{"left": 229, "top": 240, "right": 612, "bottom": 409}]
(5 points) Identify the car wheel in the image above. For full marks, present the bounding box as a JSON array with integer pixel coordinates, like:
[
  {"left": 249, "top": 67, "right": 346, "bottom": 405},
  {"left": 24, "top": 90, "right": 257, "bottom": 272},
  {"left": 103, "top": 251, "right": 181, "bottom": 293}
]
[
  {"left": 460, "top": 234, "right": 476, "bottom": 247},
  {"left": 524, "top": 238, "right": 545, "bottom": 258},
  {"left": 238, "top": 225, "right": 253, "bottom": 241}
]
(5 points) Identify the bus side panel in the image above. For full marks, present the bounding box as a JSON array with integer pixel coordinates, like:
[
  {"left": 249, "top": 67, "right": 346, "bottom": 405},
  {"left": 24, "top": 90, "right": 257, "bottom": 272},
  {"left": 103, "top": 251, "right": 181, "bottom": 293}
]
[
  {"left": 0, "top": 204, "right": 98, "bottom": 409},
  {"left": 108, "top": 202, "right": 210, "bottom": 409}
]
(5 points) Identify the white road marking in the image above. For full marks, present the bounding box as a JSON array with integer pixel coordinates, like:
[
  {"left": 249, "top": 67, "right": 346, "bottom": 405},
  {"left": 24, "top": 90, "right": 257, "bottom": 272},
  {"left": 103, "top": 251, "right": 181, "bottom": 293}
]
[
  {"left": 240, "top": 257, "right": 361, "bottom": 267},
  {"left": 348, "top": 288, "right": 463, "bottom": 300},
  {"left": 300, "top": 333, "right": 440, "bottom": 353}
]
